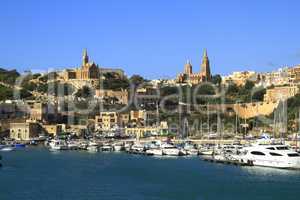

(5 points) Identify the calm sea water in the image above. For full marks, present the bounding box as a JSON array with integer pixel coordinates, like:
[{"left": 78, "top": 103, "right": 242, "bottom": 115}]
[{"left": 1, "top": 147, "right": 300, "bottom": 200}]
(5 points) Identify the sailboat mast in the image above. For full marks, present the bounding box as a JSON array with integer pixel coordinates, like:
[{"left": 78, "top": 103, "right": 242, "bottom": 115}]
[{"left": 207, "top": 103, "right": 210, "bottom": 134}]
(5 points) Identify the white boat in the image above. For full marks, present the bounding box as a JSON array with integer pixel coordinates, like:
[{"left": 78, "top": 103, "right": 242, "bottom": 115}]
[
  {"left": 87, "top": 145, "right": 98, "bottom": 152},
  {"left": 100, "top": 144, "right": 113, "bottom": 152},
  {"left": 130, "top": 142, "right": 144, "bottom": 152},
  {"left": 67, "top": 141, "right": 79, "bottom": 150},
  {"left": 161, "top": 143, "right": 180, "bottom": 156},
  {"left": 186, "top": 149, "right": 199, "bottom": 156},
  {"left": 113, "top": 143, "right": 123, "bottom": 152},
  {"left": 235, "top": 143, "right": 300, "bottom": 169},
  {"left": 146, "top": 148, "right": 163, "bottom": 156},
  {"left": 199, "top": 146, "right": 215, "bottom": 156},
  {"left": 183, "top": 142, "right": 199, "bottom": 156},
  {"left": 124, "top": 143, "right": 132, "bottom": 151},
  {"left": 87, "top": 141, "right": 99, "bottom": 152},
  {"left": 49, "top": 139, "right": 68, "bottom": 151}
]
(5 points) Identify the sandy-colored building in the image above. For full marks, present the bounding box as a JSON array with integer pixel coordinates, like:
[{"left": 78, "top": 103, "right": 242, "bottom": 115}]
[
  {"left": 264, "top": 86, "right": 299, "bottom": 102},
  {"left": 95, "top": 89, "right": 128, "bottom": 105},
  {"left": 223, "top": 71, "right": 257, "bottom": 86},
  {"left": 42, "top": 124, "right": 62, "bottom": 136},
  {"left": 130, "top": 110, "right": 146, "bottom": 121},
  {"left": 95, "top": 112, "right": 119, "bottom": 131},
  {"left": 63, "top": 49, "right": 100, "bottom": 81},
  {"left": 288, "top": 65, "right": 300, "bottom": 83},
  {"left": 9, "top": 122, "right": 41, "bottom": 141},
  {"left": 119, "top": 113, "right": 130, "bottom": 127},
  {"left": 125, "top": 122, "right": 169, "bottom": 138},
  {"left": 176, "top": 49, "right": 211, "bottom": 85}
]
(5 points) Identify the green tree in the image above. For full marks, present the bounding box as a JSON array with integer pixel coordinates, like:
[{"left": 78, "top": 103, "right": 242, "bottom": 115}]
[
  {"left": 211, "top": 74, "right": 222, "bottom": 86},
  {"left": 0, "top": 68, "right": 20, "bottom": 85},
  {"left": 75, "top": 86, "right": 94, "bottom": 99},
  {"left": 129, "top": 75, "right": 146, "bottom": 87}
]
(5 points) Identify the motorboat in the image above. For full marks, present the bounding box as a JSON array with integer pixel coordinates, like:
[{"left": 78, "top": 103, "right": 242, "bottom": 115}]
[
  {"left": 130, "top": 142, "right": 144, "bottom": 153},
  {"left": 49, "top": 139, "right": 68, "bottom": 151},
  {"left": 100, "top": 144, "right": 113, "bottom": 152},
  {"left": 112, "top": 143, "right": 123, "bottom": 152},
  {"left": 146, "top": 148, "right": 163, "bottom": 156},
  {"left": 199, "top": 146, "right": 215, "bottom": 156},
  {"left": 87, "top": 141, "right": 99, "bottom": 152},
  {"left": 161, "top": 143, "right": 180, "bottom": 156},
  {"left": 87, "top": 145, "right": 98, "bottom": 152},
  {"left": 67, "top": 141, "right": 79, "bottom": 150},
  {"left": 182, "top": 142, "right": 199, "bottom": 156},
  {"left": 234, "top": 143, "right": 300, "bottom": 169}
]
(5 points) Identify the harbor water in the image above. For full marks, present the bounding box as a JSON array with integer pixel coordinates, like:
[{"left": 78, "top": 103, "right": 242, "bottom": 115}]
[{"left": 1, "top": 147, "right": 300, "bottom": 200}]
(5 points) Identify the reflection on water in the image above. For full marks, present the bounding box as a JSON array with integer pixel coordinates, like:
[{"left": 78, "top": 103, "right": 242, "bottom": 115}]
[
  {"left": 242, "top": 165, "right": 300, "bottom": 177},
  {"left": 1, "top": 148, "right": 300, "bottom": 200}
]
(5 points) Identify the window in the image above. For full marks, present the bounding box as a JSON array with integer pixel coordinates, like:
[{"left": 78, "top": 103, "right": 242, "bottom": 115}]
[
  {"left": 288, "top": 153, "right": 300, "bottom": 157},
  {"left": 251, "top": 151, "right": 265, "bottom": 156},
  {"left": 276, "top": 146, "right": 289, "bottom": 150},
  {"left": 266, "top": 147, "right": 275, "bottom": 150},
  {"left": 270, "top": 152, "right": 283, "bottom": 156}
]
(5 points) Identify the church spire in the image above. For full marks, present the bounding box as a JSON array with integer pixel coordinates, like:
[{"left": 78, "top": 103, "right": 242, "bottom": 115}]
[
  {"left": 184, "top": 59, "right": 192, "bottom": 75},
  {"left": 201, "top": 49, "right": 211, "bottom": 81},
  {"left": 203, "top": 48, "right": 208, "bottom": 58},
  {"left": 82, "top": 48, "right": 89, "bottom": 66}
]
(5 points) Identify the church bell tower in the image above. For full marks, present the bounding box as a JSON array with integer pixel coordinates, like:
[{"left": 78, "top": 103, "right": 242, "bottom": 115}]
[{"left": 201, "top": 49, "right": 211, "bottom": 81}]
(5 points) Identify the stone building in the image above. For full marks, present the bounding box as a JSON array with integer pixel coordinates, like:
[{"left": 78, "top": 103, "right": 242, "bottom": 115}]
[
  {"left": 26, "top": 101, "right": 58, "bottom": 122},
  {"left": 64, "top": 49, "right": 100, "bottom": 81},
  {"left": 176, "top": 49, "right": 212, "bottom": 85},
  {"left": 95, "top": 112, "right": 119, "bottom": 131},
  {"left": 288, "top": 65, "right": 300, "bottom": 83},
  {"left": 130, "top": 110, "right": 147, "bottom": 122},
  {"left": 222, "top": 71, "right": 258, "bottom": 86},
  {"left": 95, "top": 89, "right": 128, "bottom": 105},
  {"left": 119, "top": 113, "right": 130, "bottom": 127},
  {"left": 42, "top": 124, "right": 63, "bottom": 136},
  {"left": 125, "top": 121, "right": 169, "bottom": 138},
  {"left": 9, "top": 122, "right": 41, "bottom": 141},
  {"left": 264, "top": 86, "right": 299, "bottom": 102}
]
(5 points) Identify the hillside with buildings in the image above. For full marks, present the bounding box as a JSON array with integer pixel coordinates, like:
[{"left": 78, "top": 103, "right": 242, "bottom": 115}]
[{"left": 1, "top": 49, "right": 300, "bottom": 141}]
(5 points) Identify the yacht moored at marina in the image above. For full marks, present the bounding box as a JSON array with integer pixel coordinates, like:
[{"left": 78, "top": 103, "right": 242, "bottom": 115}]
[
  {"left": 235, "top": 143, "right": 300, "bottom": 169},
  {"left": 146, "top": 148, "right": 163, "bottom": 156},
  {"left": 49, "top": 139, "right": 68, "bottom": 151},
  {"left": 161, "top": 143, "right": 180, "bottom": 156}
]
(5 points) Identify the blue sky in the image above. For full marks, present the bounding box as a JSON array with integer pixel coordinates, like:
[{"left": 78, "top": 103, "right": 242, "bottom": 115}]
[{"left": 0, "top": 0, "right": 300, "bottom": 79}]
